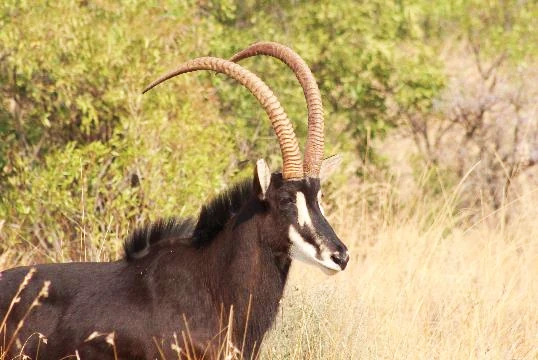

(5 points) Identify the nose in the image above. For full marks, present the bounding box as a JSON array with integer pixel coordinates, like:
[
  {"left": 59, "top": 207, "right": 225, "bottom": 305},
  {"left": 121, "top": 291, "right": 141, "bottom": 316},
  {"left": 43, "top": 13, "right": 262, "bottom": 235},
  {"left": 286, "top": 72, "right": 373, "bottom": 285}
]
[{"left": 330, "top": 251, "right": 349, "bottom": 270}]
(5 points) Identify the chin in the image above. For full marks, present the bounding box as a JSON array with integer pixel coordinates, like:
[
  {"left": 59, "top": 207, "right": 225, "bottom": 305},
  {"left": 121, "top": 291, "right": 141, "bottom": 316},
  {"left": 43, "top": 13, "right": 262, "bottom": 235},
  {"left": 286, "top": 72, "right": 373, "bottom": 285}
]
[{"left": 320, "top": 266, "right": 341, "bottom": 275}]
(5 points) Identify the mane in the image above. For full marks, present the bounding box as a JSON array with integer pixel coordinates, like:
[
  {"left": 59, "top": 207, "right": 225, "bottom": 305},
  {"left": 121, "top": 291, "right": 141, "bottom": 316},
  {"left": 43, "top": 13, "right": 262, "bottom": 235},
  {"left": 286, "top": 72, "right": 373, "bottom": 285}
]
[
  {"left": 123, "top": 178, "right": 255, "bottom": 260},
  {"left": 123, "top": 218, "right": 195, "bottom": 261},
  {"left": 192, "top": 179, "right": 254, "bottom": 246}
]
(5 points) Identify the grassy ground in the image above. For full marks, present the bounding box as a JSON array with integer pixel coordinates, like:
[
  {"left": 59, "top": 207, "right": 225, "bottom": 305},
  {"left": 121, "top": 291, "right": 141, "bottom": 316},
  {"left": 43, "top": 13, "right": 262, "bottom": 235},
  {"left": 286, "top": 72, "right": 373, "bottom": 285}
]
[{"left": 1, "top": 167, "right": 537, "bottom": 359}]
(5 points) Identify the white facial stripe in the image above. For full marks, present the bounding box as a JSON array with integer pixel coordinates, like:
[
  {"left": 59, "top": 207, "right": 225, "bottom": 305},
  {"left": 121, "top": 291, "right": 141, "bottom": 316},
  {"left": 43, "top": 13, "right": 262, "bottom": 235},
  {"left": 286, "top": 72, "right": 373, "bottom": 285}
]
[
  {"left": 288, "top": 225, "right": 342, "bottom": 273},
  {"left": 317, "top": 190, "right": 325, "bottom": 216},
  {"left": 296, "top": 192, "right": 312, "bottom": 227}
]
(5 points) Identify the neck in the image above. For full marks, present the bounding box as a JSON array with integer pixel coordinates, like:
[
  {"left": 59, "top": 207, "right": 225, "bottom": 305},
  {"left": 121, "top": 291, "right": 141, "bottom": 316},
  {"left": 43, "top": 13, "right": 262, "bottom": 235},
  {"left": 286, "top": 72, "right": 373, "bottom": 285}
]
[{"left": 209, "top": 200, "right": 291, "bottom": 357}]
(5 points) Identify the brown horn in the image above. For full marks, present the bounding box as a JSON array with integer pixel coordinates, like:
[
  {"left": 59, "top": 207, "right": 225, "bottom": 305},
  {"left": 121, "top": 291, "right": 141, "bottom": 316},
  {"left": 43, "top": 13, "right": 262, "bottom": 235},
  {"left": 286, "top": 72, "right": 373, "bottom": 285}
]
[
  {"left": 143, "top": 57, "right": 304, "bottom": 180},
  {"left": 230, "top": 42, "right": 324, "bottom": 177}
]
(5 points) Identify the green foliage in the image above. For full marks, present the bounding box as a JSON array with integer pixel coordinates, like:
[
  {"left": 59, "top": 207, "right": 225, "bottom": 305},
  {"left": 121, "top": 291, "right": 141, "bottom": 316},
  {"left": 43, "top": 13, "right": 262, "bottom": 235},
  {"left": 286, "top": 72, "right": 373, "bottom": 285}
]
[
  {"left": 416, "top": 0, "right": 538, "bottom": 61},
  {"left": 0, "top": 1, "right": 240, "bottom": 256}
]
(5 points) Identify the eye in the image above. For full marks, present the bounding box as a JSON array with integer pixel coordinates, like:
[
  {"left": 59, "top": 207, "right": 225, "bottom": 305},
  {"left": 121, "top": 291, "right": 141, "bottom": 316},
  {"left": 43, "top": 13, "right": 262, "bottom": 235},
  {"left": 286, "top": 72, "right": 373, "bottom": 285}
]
[{"left": 280, "top": 196, "right": 294, "bottom": 205}]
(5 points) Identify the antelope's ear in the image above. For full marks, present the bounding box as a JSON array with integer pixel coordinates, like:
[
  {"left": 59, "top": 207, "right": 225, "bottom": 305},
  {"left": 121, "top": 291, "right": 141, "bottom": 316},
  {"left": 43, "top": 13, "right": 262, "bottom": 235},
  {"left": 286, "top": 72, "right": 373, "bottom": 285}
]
[
  {"left": 320, "top": 154, "right": 342, "bottom": 181},
  {"left": 254, "top": 159, "right": 271, "bottom": 200}
]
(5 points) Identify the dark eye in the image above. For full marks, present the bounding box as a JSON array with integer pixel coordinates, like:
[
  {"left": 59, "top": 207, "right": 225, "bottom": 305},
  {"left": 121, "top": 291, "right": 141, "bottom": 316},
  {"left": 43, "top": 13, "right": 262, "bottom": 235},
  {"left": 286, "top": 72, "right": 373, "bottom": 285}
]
[{"left": 280, "top": 196, "right": 294, "bottom": 205}]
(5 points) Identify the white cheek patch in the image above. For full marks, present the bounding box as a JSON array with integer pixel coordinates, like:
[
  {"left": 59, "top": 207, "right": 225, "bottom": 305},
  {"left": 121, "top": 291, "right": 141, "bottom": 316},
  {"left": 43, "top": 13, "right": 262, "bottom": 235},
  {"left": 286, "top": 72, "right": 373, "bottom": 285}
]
[
  {"left": 288, "top": 225, "right": 342, "bottom": 273},
  {"left": 296, "top": 191, "right": 312, "bottom": 227},
  {"left": 288, "top": 225, "right": 318, "bottom": 264}
]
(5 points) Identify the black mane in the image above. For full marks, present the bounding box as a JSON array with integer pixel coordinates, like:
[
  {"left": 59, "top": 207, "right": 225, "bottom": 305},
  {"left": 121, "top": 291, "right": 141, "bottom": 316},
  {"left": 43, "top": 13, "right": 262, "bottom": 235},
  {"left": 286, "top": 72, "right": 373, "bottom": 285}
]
[
  {"left": 123, "top": 218, "right": 195, "bottom": 261},
  {"left": 123, "top": 178, "right": 255, "bottom": 260},
  {"left": 192, "top": 179, "right": 255, "bottom": 246}
]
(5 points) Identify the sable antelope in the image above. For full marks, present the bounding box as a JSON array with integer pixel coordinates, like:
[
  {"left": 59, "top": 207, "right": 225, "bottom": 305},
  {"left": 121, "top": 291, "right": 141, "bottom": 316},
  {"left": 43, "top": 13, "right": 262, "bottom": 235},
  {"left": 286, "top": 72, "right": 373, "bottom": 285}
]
[{"left": 0, "top": 42, "right": 349, "bottom": 360}]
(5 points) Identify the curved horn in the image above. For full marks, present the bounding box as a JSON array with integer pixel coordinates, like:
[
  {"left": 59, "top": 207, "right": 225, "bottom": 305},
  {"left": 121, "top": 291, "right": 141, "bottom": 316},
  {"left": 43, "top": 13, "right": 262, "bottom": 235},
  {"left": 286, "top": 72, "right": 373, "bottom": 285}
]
[
  {"left": 143, "top": 57, "right": 304, "bottom": 180},
  {"left": 230, "top": 42, "right": 324, "bottom": 177}
]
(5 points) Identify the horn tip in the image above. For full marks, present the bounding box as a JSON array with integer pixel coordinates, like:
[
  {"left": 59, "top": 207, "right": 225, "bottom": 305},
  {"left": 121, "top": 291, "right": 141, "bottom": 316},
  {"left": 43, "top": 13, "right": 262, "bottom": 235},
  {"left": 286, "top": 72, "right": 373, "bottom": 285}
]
[{"left": 142, "top": 82, "right": 158, "bottom": 94}]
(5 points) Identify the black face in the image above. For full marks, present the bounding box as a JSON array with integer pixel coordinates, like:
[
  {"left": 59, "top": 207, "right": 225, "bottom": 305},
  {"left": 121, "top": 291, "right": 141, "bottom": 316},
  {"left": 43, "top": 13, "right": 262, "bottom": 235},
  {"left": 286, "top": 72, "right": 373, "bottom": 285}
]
[{"left": 261, "top": 173, "right": 349, "bottom": 274}]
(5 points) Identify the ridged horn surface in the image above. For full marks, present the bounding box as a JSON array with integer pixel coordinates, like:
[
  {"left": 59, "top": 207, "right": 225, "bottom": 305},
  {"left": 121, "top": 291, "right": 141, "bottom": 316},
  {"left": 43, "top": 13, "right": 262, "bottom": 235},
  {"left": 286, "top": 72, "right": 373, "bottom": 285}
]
[
  {"left": 230, "top": 42, "right": 324, "bottom": 177},
  {"left": 143, "top": 57, "right": 304, "bottom": 180}
]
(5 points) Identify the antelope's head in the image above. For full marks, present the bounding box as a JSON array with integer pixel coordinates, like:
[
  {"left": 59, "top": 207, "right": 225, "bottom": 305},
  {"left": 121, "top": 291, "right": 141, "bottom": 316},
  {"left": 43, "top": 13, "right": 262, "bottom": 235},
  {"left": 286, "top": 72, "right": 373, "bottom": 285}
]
[
  {"left": 143, "top": 42, "right": 349, "bottom": 274},
  {"left": 234, "top": 42, "right": 349, "bottom": 274},
  {"left": 254, "top": 156, "right": 349, "bottom": 274}
]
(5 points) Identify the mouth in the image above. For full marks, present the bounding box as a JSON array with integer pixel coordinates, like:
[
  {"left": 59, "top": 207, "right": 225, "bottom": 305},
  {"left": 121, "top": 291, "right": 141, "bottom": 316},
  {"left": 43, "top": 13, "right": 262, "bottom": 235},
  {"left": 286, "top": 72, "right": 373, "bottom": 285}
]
[
  {"left": 316, "top": 250, "right": 349, "bottom": 274},
  {"left": 314, "top": 256, "right": 344, "bottom": 274}
]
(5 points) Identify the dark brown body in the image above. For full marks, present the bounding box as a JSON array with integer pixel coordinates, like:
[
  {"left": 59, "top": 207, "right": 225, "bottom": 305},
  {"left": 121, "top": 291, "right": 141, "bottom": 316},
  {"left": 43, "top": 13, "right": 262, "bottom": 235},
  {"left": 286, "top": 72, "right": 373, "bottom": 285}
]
[{"left": 0, "top": 185, "right": 291, "bottom": 359}]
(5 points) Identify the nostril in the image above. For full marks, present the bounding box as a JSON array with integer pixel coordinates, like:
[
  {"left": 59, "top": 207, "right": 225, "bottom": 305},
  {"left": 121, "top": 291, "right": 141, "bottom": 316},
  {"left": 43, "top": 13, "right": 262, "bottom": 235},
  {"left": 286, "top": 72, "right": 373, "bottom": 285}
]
[
  {"left": 331, "top": 252, "right": 349, "bottom": 270},
  {"left": 330, "top": 254, "right": 340, "bottom": 264}
]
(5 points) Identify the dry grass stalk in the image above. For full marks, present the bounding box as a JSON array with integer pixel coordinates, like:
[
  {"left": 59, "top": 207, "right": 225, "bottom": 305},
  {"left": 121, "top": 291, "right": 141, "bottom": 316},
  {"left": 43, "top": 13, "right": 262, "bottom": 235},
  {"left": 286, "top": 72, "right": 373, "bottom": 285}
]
[{"left": 1, "top": 271, "right": 50, "bottom": 359}]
